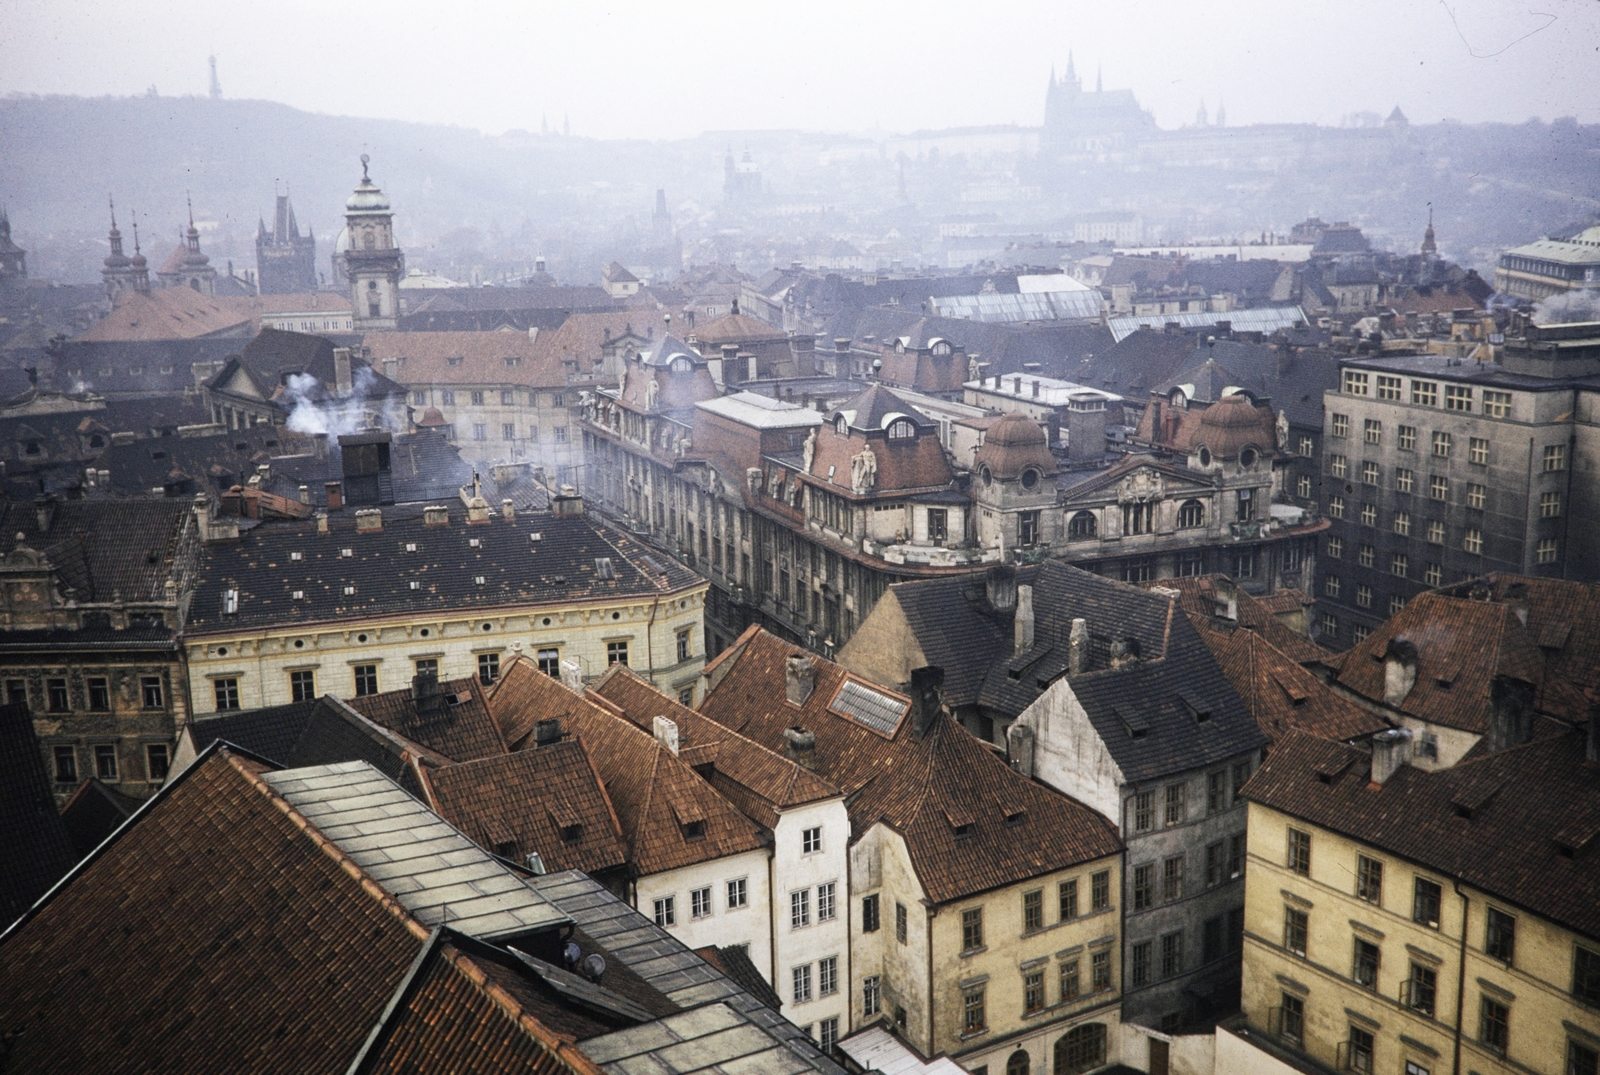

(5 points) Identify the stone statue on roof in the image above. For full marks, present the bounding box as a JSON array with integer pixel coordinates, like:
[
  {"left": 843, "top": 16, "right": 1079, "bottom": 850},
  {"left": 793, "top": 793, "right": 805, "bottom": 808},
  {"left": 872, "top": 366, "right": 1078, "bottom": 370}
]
[
  {"left": 850, "top": 444, "right": 878, "bottom": 494},
  {"left": 644, "top": 377, "right": 659, "bottom": 411},
  {"left": 1276, "top": 409, "right": 1290, "bottom": 449},
  {"left": 801, "top": 428, "right": 817, "bottom": 474}
]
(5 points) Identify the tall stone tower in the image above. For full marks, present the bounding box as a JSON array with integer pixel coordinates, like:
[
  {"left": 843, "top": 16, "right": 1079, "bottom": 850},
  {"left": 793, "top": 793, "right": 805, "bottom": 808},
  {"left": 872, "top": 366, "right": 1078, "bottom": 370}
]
[
  {"left": 256, "top": 192, "right": 317, "bottom": 294},
  {"left": 101, "top": 197, "right": 139, "bottom": 301},
  {"left": 343, "top": 155, "right": 403, "bottom": 331}
]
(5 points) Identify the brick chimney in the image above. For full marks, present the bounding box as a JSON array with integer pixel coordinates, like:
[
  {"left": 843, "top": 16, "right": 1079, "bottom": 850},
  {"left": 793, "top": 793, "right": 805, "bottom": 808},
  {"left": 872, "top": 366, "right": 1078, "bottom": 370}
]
[
  {"left": 1370, "top": 728, "right": 1412, "bottom": 785},
  {"left": 1013, "top": 584, "right": 1035, "bottom": 656},
  {"left": 785, "top": 655, "right": 815, "bottom": 706},
  {"left": 784, "top": 726, "right": 817, "bottom": 769},
  {"left": 1382, "top": 640, "right": 1418, "bottom": 708},
  {"left": 1068, "top": 618, "right": 1090, "bottom": 675},
  {"left": 333, "top": 347, "right": 353, "bottom": 397},
  {"left": 325, "top": 481, "right": 343, "bottom": 511},
  {"left": 652, "top": 715, "right": 679, "bottom": 755}
]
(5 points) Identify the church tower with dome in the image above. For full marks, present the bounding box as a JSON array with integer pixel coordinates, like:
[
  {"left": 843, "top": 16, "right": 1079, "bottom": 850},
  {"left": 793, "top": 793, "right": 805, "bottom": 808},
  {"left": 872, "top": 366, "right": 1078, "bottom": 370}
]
[{"left": 342, "top": 155, "right": 404, "bottom": 331}]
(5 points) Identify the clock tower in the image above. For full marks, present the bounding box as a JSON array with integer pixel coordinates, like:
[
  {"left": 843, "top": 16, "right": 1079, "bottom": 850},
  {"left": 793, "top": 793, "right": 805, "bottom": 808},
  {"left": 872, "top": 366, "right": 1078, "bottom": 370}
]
[{"left": 343, "top": 155, "right": 403, "bottom": 331}]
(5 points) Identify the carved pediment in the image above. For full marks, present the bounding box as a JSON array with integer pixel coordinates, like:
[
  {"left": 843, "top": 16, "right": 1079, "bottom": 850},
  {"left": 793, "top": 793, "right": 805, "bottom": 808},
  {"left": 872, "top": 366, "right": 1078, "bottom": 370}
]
[{"left": 1117, "top": 468, "right": 1164, "bottom": 504}]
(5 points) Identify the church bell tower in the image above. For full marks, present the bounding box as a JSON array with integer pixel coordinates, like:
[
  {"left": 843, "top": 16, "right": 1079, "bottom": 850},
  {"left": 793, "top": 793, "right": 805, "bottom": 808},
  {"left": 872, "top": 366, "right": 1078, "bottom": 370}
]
[{"left": 343, "top": 155, "right": 403, "bottom": 331}]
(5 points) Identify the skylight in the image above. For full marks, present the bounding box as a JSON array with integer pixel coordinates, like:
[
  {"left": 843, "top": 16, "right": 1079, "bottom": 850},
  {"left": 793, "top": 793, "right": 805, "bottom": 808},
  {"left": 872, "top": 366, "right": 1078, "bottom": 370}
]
[{"left": 828, "top": 678, "right": 908, "bottom": 736}]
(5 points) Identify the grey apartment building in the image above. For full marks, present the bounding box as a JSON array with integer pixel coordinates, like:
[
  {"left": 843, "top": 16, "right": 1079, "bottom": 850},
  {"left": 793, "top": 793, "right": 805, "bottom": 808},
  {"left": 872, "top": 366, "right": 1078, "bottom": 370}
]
[{"left": 1314, "top": 321, "right": 1600, "bottom": 645}]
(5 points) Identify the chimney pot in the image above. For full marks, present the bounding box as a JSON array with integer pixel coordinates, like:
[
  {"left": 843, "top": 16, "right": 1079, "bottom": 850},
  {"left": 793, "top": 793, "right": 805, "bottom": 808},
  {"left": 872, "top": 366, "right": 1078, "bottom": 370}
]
[
  {"left": 502, "top": 498, "right": 515, "bottom": 521},
  {"left": 333, "top": 347, "right": 353, "bottom": 397},
  {"left": 783, "top": 726, "right": 817, "bottom": 769},
  {"left": 652, "top": 715, "right": 680, "bottom": 755},
  {"left": 325, "top": 481, "right": 343, "bottom": 511},
  {"left": 355, "top": 508, "right": 382, "bottom": 533},
  {"left": 315, "top": 510, "right": 329, "bottom": 535},
  {"left": 1068, "top": 618, "right": 1089, "bottom": 675},
  {"left": 1007, "top": 722, "right": 1035, "bottom": 778},
  {"left": 785, "top": 655, "right": 816, "bottom": 706},
  {"left": 298, "top": 484, "right": 310, "bottom": 505}
]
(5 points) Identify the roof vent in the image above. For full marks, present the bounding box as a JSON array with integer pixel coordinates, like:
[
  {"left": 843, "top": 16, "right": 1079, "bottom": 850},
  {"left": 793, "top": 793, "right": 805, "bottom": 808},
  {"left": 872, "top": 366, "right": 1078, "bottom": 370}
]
[
  {"left": 423, "top": 505, "right": 449, "bottom": 527},
  {"left": 525, "top": 851, "right": 546, "bottom": 875},
  {"left": 581, "top": 953, "right": 606, "bottom": 982}
]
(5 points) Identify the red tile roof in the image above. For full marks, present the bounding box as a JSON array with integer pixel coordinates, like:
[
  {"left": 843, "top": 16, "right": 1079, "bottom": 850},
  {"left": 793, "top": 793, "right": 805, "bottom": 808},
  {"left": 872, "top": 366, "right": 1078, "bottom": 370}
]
[
  {"left": 1195, "top": 623, "right": 1388, "bottom": 742},
  {"left": 70, "top": 287, "right": 255, "bottom": 342},
  {"left": 486, "top": 659, "right": 768, "bottom": 875},
  {"left": 346, "top": 676, "right": 508, "bottom": 762},
  {"left": 363, "top": 330, "right": 560, "bottom": 387},
  {"left": 698, "top": 628, "right": 1123, "bottom": 903},
  {"left": 1148, "top": 575, "right": 1328, "bottom": 664}
]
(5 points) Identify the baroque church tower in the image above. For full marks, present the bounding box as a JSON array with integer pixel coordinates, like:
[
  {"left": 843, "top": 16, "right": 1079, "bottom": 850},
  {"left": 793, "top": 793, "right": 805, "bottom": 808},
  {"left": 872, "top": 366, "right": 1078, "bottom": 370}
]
[{"left": 343, "top": 155, "right": 403, "bottom": 331}]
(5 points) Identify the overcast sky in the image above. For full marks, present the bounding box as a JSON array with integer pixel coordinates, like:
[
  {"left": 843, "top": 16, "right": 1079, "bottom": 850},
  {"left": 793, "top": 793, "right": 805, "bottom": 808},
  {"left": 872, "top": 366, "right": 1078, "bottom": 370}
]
[{"left": 4, "top": 0, "right": 1597, "bottom": 139}]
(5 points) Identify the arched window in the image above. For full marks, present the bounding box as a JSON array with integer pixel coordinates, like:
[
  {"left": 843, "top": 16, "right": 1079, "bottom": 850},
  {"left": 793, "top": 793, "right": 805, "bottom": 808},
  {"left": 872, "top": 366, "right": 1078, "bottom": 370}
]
[
  {"left": 1005, "top": 1049, "right": 1031, "bottom": 1075},
  {"left": 1178, "top": 499, "right": 1205, "bottom": 528},
  {"left": 1054, "top": 1024, "right": 1107, "bottom": 1075},
  {"left": 835, "top": 416, "right": 848, "bottom": 435},
  {"left": 888, "top": 420, "right": 915, "bottom": 440},
  {"left": 1068, "top": 511, "right": 1097, "bottom": 539},
  {"left": 364, "top": 230, "right": 376, "bottom": 250}
]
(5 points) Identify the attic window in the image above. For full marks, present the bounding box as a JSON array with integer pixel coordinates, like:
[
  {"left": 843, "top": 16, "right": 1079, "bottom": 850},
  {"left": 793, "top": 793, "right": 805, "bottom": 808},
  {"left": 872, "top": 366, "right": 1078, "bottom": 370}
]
[
  {"left": 953, "top": 822, "right": 975, "bottom": 840},
  {"left": 560, "top": 823, "right": 582, "bottom": 843},
  {"left": 1115, "top": 706, "right": 1149, "bottom": 740},
  {"left": 469, "top": 538, "right": 481, "bottom": 548},
  {"left": 343, "top": 585, "right": 356, "bottom": 596},
  {"left": 340, "top": 548, "right": 353, "bottom": 558},
  {"left": 504, "top": 356, "right": 521, "bottom": 368},
  {"left": 835, "top": 416, "right": 848, "bottom": 435},
  {"left": 403, "top": 542, "right": 417, "bottom": 552},
  {"left": 682, "top": 820, "right": 706, "bottom": 840},
  {"left": 474, "top": 576, "right": 486, "bottom": 586},
  {"left": 594, "top": 557, "right": 616, "bottom": 579},
  {"left": 290, "top": 551, "right": 303, "bottom": 562},
  {"left": 150, "top": 450, "right": 166, "bottom": 460},
  {"left": 292, "top": 590, "right": 305, "bottom": 600},
  {"left": 222, "top": 589, "right": 239, "bottom": 615},
  {"left": 1004, "top": 810, "right": 1028, "bottom": 828},
  {"left": 1179, "top": 689, "right": 1211, "bottom": 723},
  {"left": 410, "top": 581, "right": 421, "bottom": 590},
  {"left": 1454, "top": 805, "right": 1473, "bottom": 820},
  {"left": 887, "top": 419, "right": 915, "bottom": 440},
  {"left": 447, "top": 357, "right": 464, "bottom": 367}
]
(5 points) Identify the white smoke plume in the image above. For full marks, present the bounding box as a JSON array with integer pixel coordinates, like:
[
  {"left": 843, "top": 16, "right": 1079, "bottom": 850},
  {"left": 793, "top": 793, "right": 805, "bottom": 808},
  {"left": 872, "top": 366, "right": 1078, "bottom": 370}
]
[
  {"left": 283, "top": 366, "right": 390, "bottom": 436},
  {"left": 1531, "top": 290, "right": 1600, "bottom": 326}
]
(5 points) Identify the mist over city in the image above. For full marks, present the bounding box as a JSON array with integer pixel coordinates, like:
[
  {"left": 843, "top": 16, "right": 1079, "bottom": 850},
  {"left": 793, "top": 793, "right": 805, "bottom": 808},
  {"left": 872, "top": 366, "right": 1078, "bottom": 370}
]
[{"left": 0, "top": 5, "right": 1598, "bottom": 1075}]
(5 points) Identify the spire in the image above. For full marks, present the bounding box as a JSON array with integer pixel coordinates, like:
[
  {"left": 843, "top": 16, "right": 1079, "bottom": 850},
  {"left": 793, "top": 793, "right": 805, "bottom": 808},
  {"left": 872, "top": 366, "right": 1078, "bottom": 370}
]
[
  {"left": 106, "top": 195, "right": 125, "bottom": 259},
  {"left": 1421, "top": 204, "right": 1437, "bottom": 256}
]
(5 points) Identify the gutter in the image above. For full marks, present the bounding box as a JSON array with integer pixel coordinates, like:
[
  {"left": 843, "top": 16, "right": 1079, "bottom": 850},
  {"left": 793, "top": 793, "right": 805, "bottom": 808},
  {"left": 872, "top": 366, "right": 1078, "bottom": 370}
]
[{"left": 1452, "top": 877, "right": 1468, "bottom": 1075}]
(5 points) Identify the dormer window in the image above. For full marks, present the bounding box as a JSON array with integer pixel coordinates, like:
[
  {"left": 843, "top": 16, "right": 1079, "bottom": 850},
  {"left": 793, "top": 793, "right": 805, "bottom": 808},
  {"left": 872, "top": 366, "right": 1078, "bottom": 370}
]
[
  {"left": 222, "top": 589, "right": 239, "bottom": 615},
  {"left": 682, "top": 820, "right": 706, "bottom": 840},
  {"left": 887, "top": 420, "right": 915, "bottom": 440},
  {"left": 447, "top": 356, "right": 463, "bottom": 367},
  {"left": 835, "top": 416, "right": 848, "bottom": 435}
]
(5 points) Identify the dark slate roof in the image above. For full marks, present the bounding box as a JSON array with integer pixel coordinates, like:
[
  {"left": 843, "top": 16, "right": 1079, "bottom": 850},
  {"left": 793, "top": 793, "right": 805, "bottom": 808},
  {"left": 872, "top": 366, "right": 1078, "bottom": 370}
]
[
  {"left": 821, "top": 308, "right": 1113, "bottom": 380},
  {"left": 48, "top": 336, "right": 243, "bottom": 397},
  {"left": 888, "top": 561, "right": 1266, "bottom": 783},
  {"left": 58, "top": 778, "right": 143, "bottom": 860},
  {"left": 1243, "top": 728, "right": 1600, "bottom": 943},
  {"left": 183, "top": 698, "right": 322, "bottom": 765},
  {"left": 828, "top": 383, "right": 935, "bottom": 432},
  {"left": 532, "top": 870, "right": 848, "bottom": 1074},
  {"left": 0, "top": 498, "right": 190, "bottom": 604},
  {"left": 693, "top": 945, "right": 784, "bottom": 1014},
  {"left": 0, "top": 701, "right": 77, "bottom": 924},
  {"left": 185, "top": 508, "right": 700, "bottom": 634}
]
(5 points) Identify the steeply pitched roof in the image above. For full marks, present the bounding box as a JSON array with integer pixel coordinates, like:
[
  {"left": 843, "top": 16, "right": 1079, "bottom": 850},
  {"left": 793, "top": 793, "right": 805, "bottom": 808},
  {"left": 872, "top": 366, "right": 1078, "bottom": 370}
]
[
  {"left": 487, "top": 659, "right": 767, "bottom": 876},
  {"left": 0, "top": 497, "right": 191, "bottom": 604},
  {"left": 363, "top": 330, "right": 565, "bottom": 388},
  {"left": 346, "top": 675, "right": 507, "bottom": 762},
  {"left": 0, "top": 701, "right": 76, "bottom": 924},
  {"left": 1243, "top": 728, "right": 1600, "bottom": 943},
  {"left": 589, "top": 664, "right": 841, "bottom": 831},
  {"left": 58, "top": 777, "right": 143, "bottom": 859},
  {"left": 186, "top": 508, "right": 700, "bottom": 635},
  {"left": 1196, "top": 624, "right": 1387, "bottom": 743},
  {"left": 691, "top": 312, "right": 786, "bottom": 346},
  {"left": 698, "top": 628, "right": 1122, "bottom": 903},
  {"left": 70, "top": 287, "right": 256, "bottom": 342},
  {"left": 426, "top": 740, "right": 629, "bottom": 876},
  {"left": 1148, "top": 574, "right": 1328, "bottom": 664}
]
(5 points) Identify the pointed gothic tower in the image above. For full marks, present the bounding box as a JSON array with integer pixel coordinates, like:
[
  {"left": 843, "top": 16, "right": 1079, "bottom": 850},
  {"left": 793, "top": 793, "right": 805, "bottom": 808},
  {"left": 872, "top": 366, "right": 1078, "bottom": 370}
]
[
  {"left": 101, "top": 197, "right": 138, "bottom": 300},
  {"left": 1421, "top": 207, "right": 1438, "bottom": 257},
  {"left": 343, "top": 154, "right": 403, "bottom": 331}
]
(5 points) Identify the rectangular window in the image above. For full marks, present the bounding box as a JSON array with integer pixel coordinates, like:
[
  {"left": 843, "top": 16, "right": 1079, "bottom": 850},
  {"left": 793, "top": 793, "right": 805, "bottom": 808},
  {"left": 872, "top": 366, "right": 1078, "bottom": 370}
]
[
  {"left": 1060, "top": 958, "right": 1080, "bottom": 1001},
  {"left": 1132, "top": 941, "right": 1152, "bottom": 987},
  {"left": 470, "top": 390, "right": 485, "bottom": 406},
  {"left": 1327, "top": 536, "right": 1343, "bottom": 559},
  {"left": 1482, "top": 389, "right": 1511, "bottom": 418},
  {"left": 1412, "top": 380, "right": 1439, "bottom": 407},
  {"left": 1427, "top": 520, "right": 1445, "bottom": 544},
  {"left": 1394, "top": 511, "right": 1411, "bottom": 536},
  {"left": 1133, "top": 864, "right": 1154, "bottom": 910},
  {"left": 1164, "top": 783, "right": 1186, "bottom": 825},
  {"left": 1395, "top": 467, "right": 1414, "bottom": 493},
  {"left": 86, "top": 677, "right": 110, "bottom": 712},
  {"left": 500, "top": 389, "right": 514, "bottom": 405},
  {"left": 554, "top": 426, "right": 568, "bottom": 443},
  {"left": 1024, "top": 889, "right": 1043, "bottom": 932},
  {"left": 1574, "top": 945, "right": 1600, "bottom": 1006},
  {"left": 1445, "top": 385, "right": 1473, "bottom": 412},
  {"left": 478, "top": 652, "right": 500, "bottom": 684},
  {"left": 94, "top": 744, "right": 118, "bottom": 780},
  {"left": 1091, "top": 870, "right": 1109, "bottom": 911},
  {"left": 501, "top": 422, "right": 515, "bottom": 441},
  {"left": 1406, "top": 963, "right": 1437, "bottom": 1016},
  {"left": 536, "top": 648, "right": 560, "bottom": 677},
  {"left": 1392, "top": 553, "right": 1409, "bottom": 578},
  {"left": 1092, "top": 950, "right": 1111, "bottom": 991},
  {"left": 1485, "top": 907, "right": 1516, "bottom": 963},
  {"left": 1342, "top": 371, "right": 1369, "bottom": 396},
  {"left": 1287, "top": 829, "right": 1311, "bottom": 875},
  {"left": 1278, "top": 992, "right": 1304, "bottom": 1045},
  {"left": 1284, "top": 907, "right": 1308, "bottom": 956},
  {"left": 861, "top": 893, "right": 879, "bottom": 932},
  {"left": 214, "top": 678, "right": 239, "bottom": 711},
  {"left": 1024, "top": 970, "right": 1045, "bottom": 1013},
  {"left": 290, "top": 669, "right": 316, "bottom": 702},
  {"left": 653, "top": 896, "right": 675, "bottom": 927},
  {"left": 793, "top": 963, "right": 813, "bottom": 1004},
  {"left": 818, "top": 881, "right": 836, "bottom": 922},
  {"left": 1134, "top": 790, "right": 1155, "bottom": 833},
  {"left": 1479, "top": 996, "right": 1509, "bottom": 1054},
  {"left": 928, "top": 508, "right": 948, "bottom": 544},
  {"left": 1568, "top": 1039, "right": 1598, "bottom": 1075},
  {"left": 1425, "top": 562, "right": 1442, "bottom": 586},
  {"left": 863, "top": 975, "right": 881, "bottom": 1017},
  {"left": 1466, "top": 483, "right": 1485, "bottom": 510},
  {"left": 727, "top": 878, "right": 747, "bottom": 909},
  {"left": 1376, "top": 375, "right": 1402, "bottom": 400},
  {"left": 1414, "top": 878, "right": 1442, "bottom": 928},
  {"left": 676, "top": 628, "right": 692, "bottom": 663},
  {"left": 1160, "top": 931, "right": 1183, "bottom": 979},
  {"left": 1331, "top": 413, "right": 1350, "bottom": 438},
  {"left": 1059, "top": 878, "right": 1078, "bottom": 920},
  {"left": 791, "top": 889, "right": 811, "bottom": 929},
  {"left": 1464, "top": 528, "right": 1483, "bottom": 555},
  {"left": 1208, "top": 770, "right": 1227, "bottom": 813},
  {"left": 1541, "top": 491, "right": 1562, "bottom": 518},
  {"left": 819, "top": 955, "right": 838, "bottom": 997},
  {"left": 1468, "top": 437, "right": 1489, "bottom": 465},
  {"left": 1358, "top": 543, "right": 1375, "bottom": 568},
  {"left": 1390, "top": 595, "right": 1407, "bottom": 616},
  {"left": 896, "top": 901, "right": 908, "bottom": 945},
  {"left": 441, "top": 389, "right": 455, "bottom": 406},
  {"left": 412, "top": 390, "right": 427, "bottom": 406},
  {"left": 472, "top": 423, "right": 486, "bottom": 441},
  {"left": 141, "top": 677, "right": 163, "bottom": 709},
  {"left": 1363, "top": 418, "right": 1382, "bottom": 444},
  {"left": 1399, "top": 424, "right": 1417, "bottom": 451},
  {"left": 353, "top": 664, "right": 378, "bottom": 696},
  {"left": 1360, "top": 502, "right": 1377, "bottom": 526},
  {"left": 5, "top": 679, "right": 25, "bottom": 708},
  {"left": 689, "top": 886, "right": 712, "bottom": 919},
  {"left": 1356, "top": 584, "right": 1372, "bottom": 609},
  {"left": 1299, "top": 435, "right": 1315, "bottom": 456},
  {"left": 1019, "top": 511, "right": 1040, "bottom": 546},
  {"left": 1430, "top": 475, "right": 1449, "bottom": 501},
  {"left": 47, "top": 678, "right": 69, "bottom": 712},
  {"left": 1432, "top": 431, "right": 1451, "bottom": 458},
  {"left": 962, "top": 907, "right": 984, "bottom": 951},
  {"left": 1297, "top": 474, "right": 1311, "bottom": 498},
  {"left": 606, "top": 640, "right": 628, "bottom": 667},
  {"left": 1329, "top": 454, "right": 1347, "bottom": 478},
  {"left": 1162, "top": 856, "right": 1184, "bottom": 902},
  {"left": 1537, "top": 537, "right": 1560, "bottom": 564},
  {"left": 1348, "top": 1025, "right": 1375, "bottom": 1074},
  {"left": 53, "top": 746, "right": 77, "bottom": 783},
  {"left": 1206, "top": 841, "right": 1224, "bottom": 887},
  {"left": 962, "top": 987, "right": 985, "bottom": 1035},
  {"left": 802, "top": 826, "right": 822, "bottom": 854},
  {"left": 1352, "top": 939, "right": 1380, "bottom": 990}
]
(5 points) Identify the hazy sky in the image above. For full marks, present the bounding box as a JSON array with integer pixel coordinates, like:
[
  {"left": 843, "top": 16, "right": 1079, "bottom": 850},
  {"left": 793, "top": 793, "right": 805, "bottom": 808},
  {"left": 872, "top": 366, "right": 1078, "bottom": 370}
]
[{"left": 4, "top": 0, "right": 1597, "bottom": 139}]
